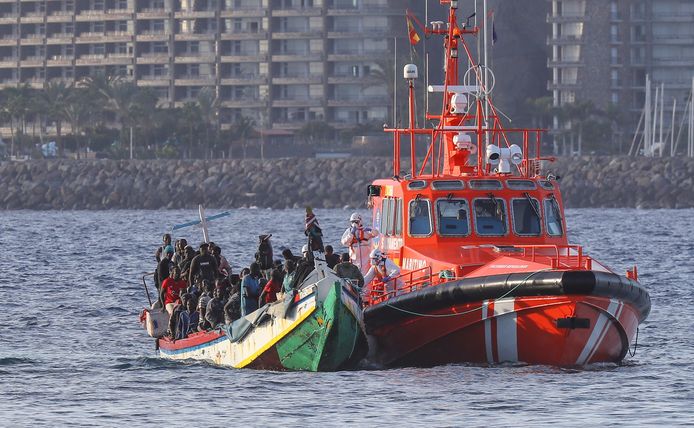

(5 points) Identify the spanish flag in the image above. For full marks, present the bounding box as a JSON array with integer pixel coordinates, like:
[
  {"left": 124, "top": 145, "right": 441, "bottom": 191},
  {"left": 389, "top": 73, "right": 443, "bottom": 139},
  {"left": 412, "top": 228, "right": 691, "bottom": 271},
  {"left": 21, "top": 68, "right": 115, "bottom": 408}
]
[{"left": 407, "top": 14, "right": 421, "bottom": 45}]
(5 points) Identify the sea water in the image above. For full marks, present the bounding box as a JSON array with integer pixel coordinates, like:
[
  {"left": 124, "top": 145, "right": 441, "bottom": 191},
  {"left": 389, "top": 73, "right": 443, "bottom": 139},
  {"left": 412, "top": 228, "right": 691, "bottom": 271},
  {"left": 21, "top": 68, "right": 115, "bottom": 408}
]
[{"left": 0, "top": 209, "right": 692, "bottom": 426}]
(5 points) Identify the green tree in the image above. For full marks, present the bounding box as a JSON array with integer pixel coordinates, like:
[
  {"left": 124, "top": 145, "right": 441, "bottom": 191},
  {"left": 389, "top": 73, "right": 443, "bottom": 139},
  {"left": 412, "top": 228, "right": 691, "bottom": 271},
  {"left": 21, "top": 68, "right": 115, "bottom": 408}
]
[
  {"left": 296, "top": 121, "right": 335, "bottom": 146},
  {"left": 232, "top": 116, "right": 257, "bottom": 159},
  {"left": 196, "top": 87, "right": 218, "bottom": 159},
  {"left": 39, "top": 81, "right": 73, "bottom": 156}
]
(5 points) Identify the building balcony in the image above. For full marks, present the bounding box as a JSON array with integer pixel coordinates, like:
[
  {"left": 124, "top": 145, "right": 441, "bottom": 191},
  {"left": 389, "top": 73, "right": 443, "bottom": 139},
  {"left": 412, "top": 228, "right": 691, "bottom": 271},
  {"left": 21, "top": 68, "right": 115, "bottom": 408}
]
[
  {"left": 327, "top": 75, "right": 379, "bottom": 85},
  {"left": 327, "top": 96, "right": 388, "bottom": 107},
  {"left": 547, "top": 81, "right": 580, "bottom": 91},
  {"left": 174, "top": 32, "right": 215, "bottom": 41},
  {"left": 272, "top": 52, "right": 322, "bottom": 62},
  {"left": 220, "top": 9, "right": 266, "bottom": 18},
  {"left": 46, "top": 33, "right": 74, "bottom": 44},
  {"left": 20, "top": 35, "right": 45, "bottom": 45},
  {"left": 174, "top": 76, "right": 215, "bottom": 86},
  {"left": 136, "top": 9, "right": 169, "bottom": 19},
  {"left": 75, "top": 10, "right": 108, "bottom": 21},
  {"left": 219, "top": 99, "right": 266, "bottom": 108},
  {"left": 20, "top": 57, "right": 44, "bottom": 66},
  {"left": 0, "top": 57, "right": 18, "bottom": 67},
  {"left": 174, "top": 10, "right": 215, "bottom": 19},
  {"left": 327, "top": 52, "right": 381, "bottom": 61},
  {"left": 272, "top": 75, "right": 322, "bottom": 84},
  {"left": 174, "top": 54, "right": 215, "bottom": 63},
  {"left": 546, "top": 14, "right": 587, "bottom": 24},
  {"left": 326, "top": 6, "right": 401, "bottom": 16},
  {"left": 220, "top": 53, "right": 268, "bottom": 62},
  {"left": 271, "top": 98, "right": 321, "bottom": 108},
  {"left": 0, "top": 79, "right": 19, "bottom": 88},
  {"left": 75, "top": 32, "right": 106, "bottom": 42},
  {"left": 220, "top": 75, "right": 267, "bottom": 85},
  {"left": 47, "top": 55, "right": 74, "bottom": 66},
  {"left": 0, "top": 36, "right": 18, "bottom": 46},
  {"left": 19, "top": 14, "right": 44, "bottom": 24},
  {"left": 655, "top": 58, "right": 694, "bottom": 67},
  {"left": 0, "top": 14, "right": 18, "bottom": 24},
  {"left": 547, "top": 58, "right": 584, "bottom": 68},
  {"left": 136, "top": 54, "right": 169, "bottom": 64},
  {"left": 546, "top": 35, "right": 583, "bottom": 46},
  {"left": 652, "top": 35, "right": 694, "bottom": 45},
  {"left": 327, "top": 29, "right": 391, "bottom": 38},
  {"left": 46, "top": 12, "right": 74, "bottom": 23},
  {"left": 271, "top": 30, "right": 323, "bottom": 40},
  {"left": 219, "top": 31, "right": 268, "bottom": 40},
  {"left": 105, "top": 9, "right": 134, "bottom": 20},
  {"left": 104, "top": 31, "right": 134, "bottom": 42},
  {"left": 137, "top": 76, "right": 170, "bottom": 86},
  {"left": 136, "top": 32, "right": 169, "bottom": 41},
  {"left": 271, "top": 8, "right": 321, "bottom": 17},
  {"left": 652, "top": 13, "right": 694, "bottom": 23}
]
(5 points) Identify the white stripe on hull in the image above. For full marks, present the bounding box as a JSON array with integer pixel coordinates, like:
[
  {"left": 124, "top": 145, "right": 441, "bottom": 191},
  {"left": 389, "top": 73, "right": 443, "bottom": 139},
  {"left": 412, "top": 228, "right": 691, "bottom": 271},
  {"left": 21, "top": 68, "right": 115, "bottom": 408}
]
[
  {"left": 494, "top": 298, "right": 518, "bottom": 363},
  {"left": 482, "top": 300, "right": 493, "bottom": 364},
  {"left": 575, "top": 299, "right": 622, "bottom": 365}
]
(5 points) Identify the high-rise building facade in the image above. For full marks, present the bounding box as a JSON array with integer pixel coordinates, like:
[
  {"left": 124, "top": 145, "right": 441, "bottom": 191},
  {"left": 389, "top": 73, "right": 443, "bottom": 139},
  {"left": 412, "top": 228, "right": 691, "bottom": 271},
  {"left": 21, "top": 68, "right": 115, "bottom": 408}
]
[
  {"left": 0, "top": 0, "right": 402, "bottom": 135},
  {"left": 547, "top": 0, "right": 694, "bottom": 150}
]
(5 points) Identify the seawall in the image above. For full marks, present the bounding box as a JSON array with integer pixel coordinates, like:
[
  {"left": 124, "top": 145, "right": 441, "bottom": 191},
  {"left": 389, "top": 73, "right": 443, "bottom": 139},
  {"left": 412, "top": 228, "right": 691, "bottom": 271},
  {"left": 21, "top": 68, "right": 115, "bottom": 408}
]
[{"left": 1, "top": 156, "right": 693, "bottom": 210}]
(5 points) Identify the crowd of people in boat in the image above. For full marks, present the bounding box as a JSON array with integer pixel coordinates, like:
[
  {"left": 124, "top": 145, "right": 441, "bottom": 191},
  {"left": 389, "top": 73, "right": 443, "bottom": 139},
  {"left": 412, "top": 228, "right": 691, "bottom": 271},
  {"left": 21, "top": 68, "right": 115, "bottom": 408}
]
[{"left": 151, "top": 212, "right": 401, "bottom": 341}]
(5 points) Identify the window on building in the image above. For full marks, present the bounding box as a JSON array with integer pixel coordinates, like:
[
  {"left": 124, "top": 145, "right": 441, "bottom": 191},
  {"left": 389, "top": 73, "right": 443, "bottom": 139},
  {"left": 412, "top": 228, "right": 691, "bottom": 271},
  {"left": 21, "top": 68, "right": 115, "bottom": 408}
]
[
  {"left": 152, "top": 20, "right": 165, "bottom": 33},
  {"left": 153, "top": 41, "right": 167, "bottom": 53},
  {"left": 474, "top": 197, "right": 507, "bottom": 236},
  {"left": 409, "top": 198, "right": 432, "bottom": 237},
  {"left": 437, "top": 199, "right": 470, "bottom": 237}
]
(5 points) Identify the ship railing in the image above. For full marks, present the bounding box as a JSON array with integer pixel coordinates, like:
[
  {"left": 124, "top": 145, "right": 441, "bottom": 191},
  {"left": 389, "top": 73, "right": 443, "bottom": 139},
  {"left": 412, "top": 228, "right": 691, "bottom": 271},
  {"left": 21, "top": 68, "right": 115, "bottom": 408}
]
[
  {"left": 515, "top": 244, "right": 593, "bottom": 270},
  {"left": 368, "top": 266, "right": 432, "bottom": 304}
]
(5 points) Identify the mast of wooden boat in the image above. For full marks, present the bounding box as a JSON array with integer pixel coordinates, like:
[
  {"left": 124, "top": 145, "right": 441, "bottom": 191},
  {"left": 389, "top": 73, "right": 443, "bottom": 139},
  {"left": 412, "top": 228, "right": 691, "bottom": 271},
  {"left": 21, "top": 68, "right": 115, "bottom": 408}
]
[{"left": 199, "top": 204, "right": 209, "bottom": 243}]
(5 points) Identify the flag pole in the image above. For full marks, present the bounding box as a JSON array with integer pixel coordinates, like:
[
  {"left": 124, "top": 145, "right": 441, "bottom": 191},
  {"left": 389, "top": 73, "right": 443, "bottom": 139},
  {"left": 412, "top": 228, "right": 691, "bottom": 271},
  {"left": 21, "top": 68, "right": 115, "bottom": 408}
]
[{"left": 393, "top": 36, "right": 397, "bottom": 127}]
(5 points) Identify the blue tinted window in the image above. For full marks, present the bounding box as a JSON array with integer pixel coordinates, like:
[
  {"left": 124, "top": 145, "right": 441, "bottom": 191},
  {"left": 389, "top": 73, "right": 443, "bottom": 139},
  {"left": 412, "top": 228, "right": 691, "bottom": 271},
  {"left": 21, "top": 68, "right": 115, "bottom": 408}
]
[
  {"left": 409, "top": 199, "right": 432, "bottom": 236},
  {"left": 437, "top": 199, "right": 470, "bottom": 236},
  {"left": 474, "top": 198, "right": 507, "bottom": 236}
]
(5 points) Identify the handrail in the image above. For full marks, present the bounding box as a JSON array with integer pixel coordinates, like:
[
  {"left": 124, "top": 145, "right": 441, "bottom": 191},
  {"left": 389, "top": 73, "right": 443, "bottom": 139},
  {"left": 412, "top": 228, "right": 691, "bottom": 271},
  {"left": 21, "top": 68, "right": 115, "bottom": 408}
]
[
  {"left": 142, "top": 272, "right": 155, "bottom": 307},
  {"left": 515, "top": 244, "right": 591, "bottom": 269}
]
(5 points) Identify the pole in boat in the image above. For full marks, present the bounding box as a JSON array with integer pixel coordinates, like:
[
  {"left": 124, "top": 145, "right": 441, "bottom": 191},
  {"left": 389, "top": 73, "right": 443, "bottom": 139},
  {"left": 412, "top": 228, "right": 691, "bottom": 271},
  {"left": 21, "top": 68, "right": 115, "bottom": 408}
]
[
  {"left": 171, "top": 206, "right": 230, "bottom": 243},
  {"left": 199, "top": 204, "right": 209, "bottom": 243}
]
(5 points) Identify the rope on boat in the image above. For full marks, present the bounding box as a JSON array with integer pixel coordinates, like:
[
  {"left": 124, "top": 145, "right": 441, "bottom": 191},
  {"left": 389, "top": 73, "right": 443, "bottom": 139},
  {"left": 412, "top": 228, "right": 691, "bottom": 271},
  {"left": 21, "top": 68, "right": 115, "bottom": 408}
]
[
  {"left": 627, "top": 327, "right": 639, "bottom": 357},
  {"left": 382, "top": 269, "right": 554, "bottom": 318}
]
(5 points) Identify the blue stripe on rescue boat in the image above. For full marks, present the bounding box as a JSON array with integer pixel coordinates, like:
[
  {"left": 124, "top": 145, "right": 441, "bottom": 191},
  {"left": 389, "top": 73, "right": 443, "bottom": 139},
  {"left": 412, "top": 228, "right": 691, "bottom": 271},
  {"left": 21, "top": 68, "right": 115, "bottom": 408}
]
[{"left": 160, "top": 335, "right": 228, "bottom": 356}]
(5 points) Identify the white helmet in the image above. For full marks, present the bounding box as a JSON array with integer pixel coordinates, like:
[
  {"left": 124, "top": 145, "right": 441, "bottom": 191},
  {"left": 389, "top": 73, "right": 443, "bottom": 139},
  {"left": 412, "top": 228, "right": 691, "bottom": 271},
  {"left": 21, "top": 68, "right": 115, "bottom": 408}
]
[
  {"left": 369, "top": 249, "right": 383, "bottom": 264},
  {"left": 349, "top": 213, "right": 362, "bottom": 225},
  {"left": 301, "top": 244, "right": 309, "bottom": 254}
]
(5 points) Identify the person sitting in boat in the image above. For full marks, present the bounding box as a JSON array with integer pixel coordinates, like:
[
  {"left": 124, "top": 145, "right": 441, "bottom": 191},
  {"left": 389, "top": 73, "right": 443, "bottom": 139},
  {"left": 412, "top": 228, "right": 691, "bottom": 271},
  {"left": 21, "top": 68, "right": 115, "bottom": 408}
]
[
  {"left": 188, "top": 243, "right": 218, "bottom": 287},
  {"left": 334, "top": 252, "right": 365, "bottom": 291},
  {"left": 241, "top": 262, "right": 262, "bottom": 316},
  {"left": 282, "top": 259, "right": 297, "bottom": 293},
  {"left": 260, "top": 269, "right": 283, "bottom": 305},
  {"left": 224, "top": 281, "right": 242, "bottom": 324},
  {"left": 324, "top": 245, "right": 340, "bottom": 269},
  {"left": 204, "top": 284, "right": 226, "bottom": 329},
  {"left": 210, "top": 242, "right": 231, "bottom": 278},
  {"left": 341, "top": 213, "right": 379, "bottom": 274},
  {"left": 172, "top": 238, "right": 187, "bottom": 267},
  {"left": 168, "top": 293, "right": 199, "bottom": 340},
  {"left": 155, "top": 245, "right": 175, "bottom": 291},
  {"left": 281, "top": 248, "right": 301, "bottom": 263},
  {"left": 363, "top": 249, "right": 402, "bottom": 303},
  {"left": 197, "top": 280, "right": 214, "bottom": 330},
  {"left": 154, "top": 233, "right": 172, "bottom": 263},
  {"left": 160, "top": 266, "right": 188, "bottom": 315}
]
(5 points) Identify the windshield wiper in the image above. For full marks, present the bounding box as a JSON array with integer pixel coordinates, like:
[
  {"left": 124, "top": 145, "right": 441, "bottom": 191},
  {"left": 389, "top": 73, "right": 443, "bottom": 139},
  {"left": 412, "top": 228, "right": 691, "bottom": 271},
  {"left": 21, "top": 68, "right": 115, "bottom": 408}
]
[{"left": 524, "top": 192, "right": 541, "bottom": 219}]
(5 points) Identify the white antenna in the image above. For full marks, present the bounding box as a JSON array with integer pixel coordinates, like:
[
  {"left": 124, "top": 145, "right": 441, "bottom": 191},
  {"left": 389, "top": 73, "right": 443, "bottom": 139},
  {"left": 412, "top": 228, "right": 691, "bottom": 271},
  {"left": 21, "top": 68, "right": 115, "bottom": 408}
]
[
  {"left": 644, "top": 74, "right": 651, "bottom": 156},
  {"left": 659, "top": 82, "right": 664, "bottom": 157}
]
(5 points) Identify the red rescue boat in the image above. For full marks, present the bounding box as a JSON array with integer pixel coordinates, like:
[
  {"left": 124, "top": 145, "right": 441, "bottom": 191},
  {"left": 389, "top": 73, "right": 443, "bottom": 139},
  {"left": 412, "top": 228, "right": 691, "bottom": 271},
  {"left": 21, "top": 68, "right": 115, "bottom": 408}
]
[{"left": 361, "top": 0, "right": 650, "bottom": 367}]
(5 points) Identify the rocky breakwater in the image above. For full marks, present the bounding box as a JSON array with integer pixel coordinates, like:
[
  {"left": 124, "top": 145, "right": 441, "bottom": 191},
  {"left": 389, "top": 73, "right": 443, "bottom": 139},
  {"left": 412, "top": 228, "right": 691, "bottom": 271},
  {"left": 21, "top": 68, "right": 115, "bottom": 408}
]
[
  {"left": 549, "top": 156, "right": 694, "bottom": 209},
  {"left": 0, "top": 156, "right": 693, "bottom": 210}
]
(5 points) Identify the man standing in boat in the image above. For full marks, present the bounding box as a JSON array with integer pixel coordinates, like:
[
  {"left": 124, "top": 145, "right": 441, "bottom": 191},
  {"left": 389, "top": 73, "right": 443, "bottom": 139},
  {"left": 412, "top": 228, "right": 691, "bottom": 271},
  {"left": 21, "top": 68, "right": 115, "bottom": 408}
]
[
  {"left": 363, "top": 249, "right": 402, "bottom": 303},
  {"left": 341, "top": 213, "right": 379, "bottom": 274}
]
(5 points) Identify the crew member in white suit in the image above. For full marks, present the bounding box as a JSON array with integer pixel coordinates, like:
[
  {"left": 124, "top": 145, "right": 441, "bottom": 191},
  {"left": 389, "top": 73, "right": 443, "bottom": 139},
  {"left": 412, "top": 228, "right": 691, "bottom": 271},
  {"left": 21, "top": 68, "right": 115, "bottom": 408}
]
[
  {"left": 340, "top": 213, "right": 379, "bottom": 273},
  {"left": 363, "top": 249, "right": 402, "bottom": 303}
]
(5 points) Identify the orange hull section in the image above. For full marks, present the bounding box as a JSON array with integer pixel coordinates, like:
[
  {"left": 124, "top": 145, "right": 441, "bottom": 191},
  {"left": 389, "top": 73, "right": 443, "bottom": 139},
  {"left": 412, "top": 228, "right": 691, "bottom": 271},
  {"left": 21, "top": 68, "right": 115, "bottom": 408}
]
[{"left": 368, "top": 295, "right": 640, "bottom": 367}]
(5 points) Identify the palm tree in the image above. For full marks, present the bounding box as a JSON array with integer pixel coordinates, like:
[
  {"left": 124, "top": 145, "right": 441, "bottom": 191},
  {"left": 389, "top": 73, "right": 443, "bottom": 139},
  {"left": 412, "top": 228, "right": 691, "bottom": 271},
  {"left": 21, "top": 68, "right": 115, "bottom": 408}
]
[
  {"left": 39, "top": 81, "right": 73, "bottom": 156},
  {"left": 180, "top": 102, "right": 202, "bottom": 158},
  {"left": 196, "top": 87, "right": 218, "bottom": 159},
  {"left": 232, "top": 116, "right": 257, "bottom": 159},
  {"left": 62, "top": 87, "right": 94, "bottom": 157}
]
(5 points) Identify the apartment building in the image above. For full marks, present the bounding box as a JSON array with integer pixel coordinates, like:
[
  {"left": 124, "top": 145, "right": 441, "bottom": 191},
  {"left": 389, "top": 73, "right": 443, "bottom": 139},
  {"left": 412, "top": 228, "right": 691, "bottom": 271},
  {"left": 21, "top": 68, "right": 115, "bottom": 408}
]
[
  {"left": 0, "top": 0, "right": 402, "bottom": 136},
  {"left": 547, "top": 0, "right": 694, "bottom": 144}
]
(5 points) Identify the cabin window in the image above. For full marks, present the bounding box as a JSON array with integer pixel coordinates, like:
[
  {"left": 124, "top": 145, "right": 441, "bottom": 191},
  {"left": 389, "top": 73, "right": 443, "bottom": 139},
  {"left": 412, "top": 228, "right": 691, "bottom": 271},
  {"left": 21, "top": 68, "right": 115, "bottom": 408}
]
[
  {"left": 407, "top": 180, "right": 427, "bottom": 190},
  {"left": 539, "top": 180, "right": 555, "bottom": 190},
  {"left": 382, "top": 198, "right": 392, "bottom": 236},
  {"left": 469, "top": 179, "right": 503, "bottom": 190},
  {"left": 432, "top": 180, "right": 464, "bottom": 190},
  {"left": 512, "top": 197, "right": 541, "bottom": 236},
  {"left": 409, "top": 198, "right": 432, "bottom": 236},
  {"left": 394, "top": 198, "right": 403, "bottom": 236},
  {"left": 506, "top": 180, "right": 537, "bottom": 190},
  {"left": 473, "top": 198, "right": 507, "bottom": 236},
  {"left": 437, "top": 199, "right": 470, "bottom": 236},
  {"left": 544, "top": 198, "right": 564, "bottom": 236}
]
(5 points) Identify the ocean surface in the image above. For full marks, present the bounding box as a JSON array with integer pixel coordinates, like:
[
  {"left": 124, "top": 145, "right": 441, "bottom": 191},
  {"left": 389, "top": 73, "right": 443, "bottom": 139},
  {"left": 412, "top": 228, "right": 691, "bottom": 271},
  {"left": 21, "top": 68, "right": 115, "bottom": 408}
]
[{"left": 1, "top": 208, "right": 692, "bottom": 426}]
